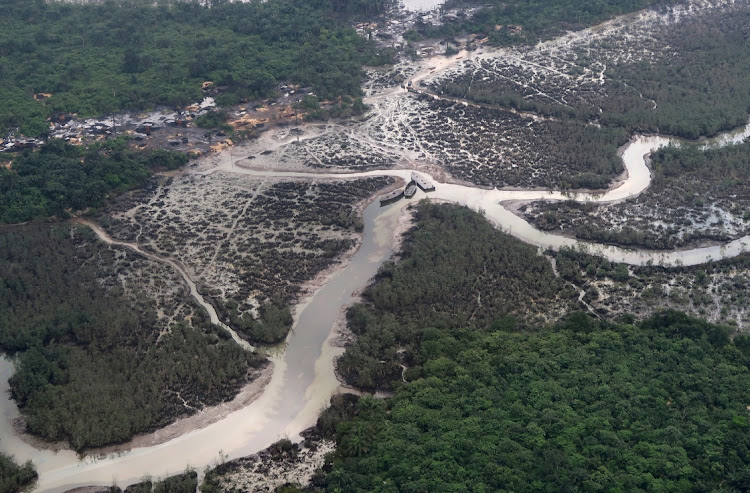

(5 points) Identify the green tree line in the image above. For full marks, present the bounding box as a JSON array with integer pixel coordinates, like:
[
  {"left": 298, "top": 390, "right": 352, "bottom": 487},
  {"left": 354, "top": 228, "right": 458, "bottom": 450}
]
[
  {"left": 0, "top": 139, "right": 187, "bottom": 224},
  {"left": 338, "top": 202, "right": 577, "bottom": 389},
  {"left": 318, "top": 310, "right": 750, "bottom": 492},
  {"left": 124, "top": 469, "right": 197, "bottom": 493},
  {"left": 0, "top": 224, "right": 264, "bottom": 451},
  {"left": 0, "top": 0, "right": 392, "bottom": 137},
  {"left": 0, "top": 450, "right": 36, "bottom": 493}
]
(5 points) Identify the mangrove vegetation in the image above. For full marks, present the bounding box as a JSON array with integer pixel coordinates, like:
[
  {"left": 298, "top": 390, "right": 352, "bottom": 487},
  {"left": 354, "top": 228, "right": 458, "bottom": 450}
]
[
  {"left": 0, "top": 139, "right": 187, "bottom": 224},
  {"left": 0, "top": 224, "right": 264, "bottom": 451},
  {"left": 0, "top": 0, "right": 392, "bottom": 137},
  {"left": 0, "top": 450, "right": 36, "bottom": 493}
]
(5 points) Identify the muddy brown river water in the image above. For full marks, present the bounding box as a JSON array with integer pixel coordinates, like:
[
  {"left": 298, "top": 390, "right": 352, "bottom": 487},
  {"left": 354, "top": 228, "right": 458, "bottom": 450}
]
[
  {"left": 402, "top": 0, "right": 443, "bottom": 11},
  {"left": 0, "top": 197, "right": 407, "bottom": 491}
]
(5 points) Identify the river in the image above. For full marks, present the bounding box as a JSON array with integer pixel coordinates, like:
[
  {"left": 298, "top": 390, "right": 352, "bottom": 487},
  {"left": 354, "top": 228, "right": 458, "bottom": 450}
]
[
  {"left": 2, "top": 119, "right": 748, "bottom": 490},
  {"left": 402, "top": 0, "right": 443, "bottom": 12},
  {"left": 207, "top": 119, "right": 750, "bottom": 268}
]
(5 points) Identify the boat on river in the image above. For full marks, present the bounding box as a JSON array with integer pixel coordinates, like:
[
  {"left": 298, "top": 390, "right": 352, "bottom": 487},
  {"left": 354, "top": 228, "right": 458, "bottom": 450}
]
[
  {"left": 379, "top": 188, "right": 404, "bottom": 205},
  {"left": 404, "top": 181, "right": 417, "bottom": 198},
  {"left": 4, "top": 70, "right": 750, "bottom": 492}
]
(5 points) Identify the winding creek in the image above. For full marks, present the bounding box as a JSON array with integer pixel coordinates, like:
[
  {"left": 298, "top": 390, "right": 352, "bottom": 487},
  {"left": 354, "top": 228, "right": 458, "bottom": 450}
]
[
  {"left": 2, "top": 24, "right": 750, "bottom": 491},
  {"left": 208, "top": 121, "right": 750, "bottom": 268}
]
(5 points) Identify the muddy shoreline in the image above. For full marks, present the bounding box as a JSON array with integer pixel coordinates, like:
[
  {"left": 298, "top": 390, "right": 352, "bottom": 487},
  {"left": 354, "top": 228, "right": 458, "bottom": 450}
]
[
  {"left": 4, "top": 1, "right": 750, "bottom": 489},
  {"left": 203, "top": 430, "right": 335, "bottom": 493},
  {"left": 330, "top": 203, "right": 417, "bottom": 376},
  {"left": 503, "top": 197, "right": 734, "bottom": 253},
  {"left": 292, "top": 177, "right": 402, "bottom": 310},
  {"left": 303, "top": 194, "right": 418, "bottom": 355}
]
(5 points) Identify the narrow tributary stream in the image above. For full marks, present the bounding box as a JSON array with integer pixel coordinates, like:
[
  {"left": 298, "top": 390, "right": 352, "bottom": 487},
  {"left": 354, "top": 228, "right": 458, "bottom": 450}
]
[
  {"left": 2, "top": 120, "right": 748, "bottom": 491},
  {"left": 208, "top": 121, "right": 750, "bottom": 268}
]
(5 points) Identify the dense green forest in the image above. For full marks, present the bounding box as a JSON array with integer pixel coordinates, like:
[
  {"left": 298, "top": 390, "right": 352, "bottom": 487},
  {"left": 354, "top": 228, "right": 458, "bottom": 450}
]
[
  {"left": 303, "top": 203, "right": 750, "bottom": 492},
  {"left": 338, "top": 202, "right": 577, "bottom": 390},
  {"left": 423, "top": 0, "right": 682, "bottom": 45},
  {"left": 220, "top": 299, "right": 294, "bottom": 345},
  {"left": 0, "top": 450, "right": 36, "bottom": 493},
  {"left": 0, "top": 139, "right": 186, "bottom": 224},
  {"left": 0, "top": 0, "right": 392, "bottom": 137},
  {"left": 319, "top": 311, "right": 750, "bottom": 492},
  {"left": 0, "top": 224, "right": 264, "bottom": 451}
]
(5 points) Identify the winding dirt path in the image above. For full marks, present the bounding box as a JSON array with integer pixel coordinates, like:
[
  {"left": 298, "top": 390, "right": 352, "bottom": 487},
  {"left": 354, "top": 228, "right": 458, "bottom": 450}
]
[{"left": 74, "top": 218, "right": 255, "bottom": 352}]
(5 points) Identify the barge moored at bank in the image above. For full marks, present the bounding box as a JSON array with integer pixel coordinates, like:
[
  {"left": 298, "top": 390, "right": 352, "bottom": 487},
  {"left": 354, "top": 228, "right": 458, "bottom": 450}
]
[
  {"left": 379, "top": 188, "right": 404, "bottom": 205},
  {"left": 380, "top": 173, "right": 435, "bottom": 206},
  {"left": 411, "top": 172, "right": 435, "bottom": 192},
  {"left": 404, "top": 181, "right": 417, "bottom": 198}
]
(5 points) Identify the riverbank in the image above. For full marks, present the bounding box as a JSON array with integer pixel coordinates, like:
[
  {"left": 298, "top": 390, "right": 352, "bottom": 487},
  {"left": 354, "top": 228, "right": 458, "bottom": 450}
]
[
  {"left": 11, "top": 113, "right": 740, "bottom": 474},
  {"left": 515, "top": 122, "right": 750, "bottom": 252},
  {"left": 0, "top": 192, "right": 408, "bottom": 492},
  {"left": 293, "top": 176, "right": 402, "bottom": 307},
  {"left": 204, "top": 120, "right": 750, "bottom": 267},
  {"left": 202, "top": 432, "right": 335, "bottom": 492}
]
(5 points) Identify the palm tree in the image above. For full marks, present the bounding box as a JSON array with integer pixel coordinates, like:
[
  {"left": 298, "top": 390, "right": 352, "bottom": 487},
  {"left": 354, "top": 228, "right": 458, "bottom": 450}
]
[{"left": 340, "top": 421, "right": 374, "bottom": 456}]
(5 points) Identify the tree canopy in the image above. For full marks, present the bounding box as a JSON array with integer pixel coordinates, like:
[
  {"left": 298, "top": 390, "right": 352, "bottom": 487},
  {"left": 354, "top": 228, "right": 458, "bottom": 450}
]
[
  {"left": 0, "top": 224, "right": 263, "bottom": 451},
  {"left": 0, "top": 450, "right": 36, "bottom": 493},
  {"left": 0, "top": 139, "right": 186, "bottom": 223},
  {"left": 323, "top": 310, "right": 750, "bottom": 492}
]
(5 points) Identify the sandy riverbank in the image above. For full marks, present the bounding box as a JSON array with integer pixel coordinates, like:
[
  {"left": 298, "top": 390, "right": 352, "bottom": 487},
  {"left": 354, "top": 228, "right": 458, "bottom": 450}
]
[{"left": 329, "top": 202, "right": 417, "bottom": 366}]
